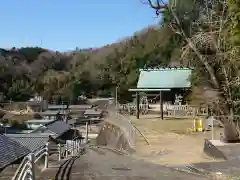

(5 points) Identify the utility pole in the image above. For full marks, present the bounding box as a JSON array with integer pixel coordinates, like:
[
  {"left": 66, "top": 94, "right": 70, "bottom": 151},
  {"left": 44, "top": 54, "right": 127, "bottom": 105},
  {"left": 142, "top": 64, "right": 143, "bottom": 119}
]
[
  {"left": 115, "top": 86, "right": 118, "bottom": 104},
  {"left": 115, "top": 86, "right": 118, "bottom": 114}
]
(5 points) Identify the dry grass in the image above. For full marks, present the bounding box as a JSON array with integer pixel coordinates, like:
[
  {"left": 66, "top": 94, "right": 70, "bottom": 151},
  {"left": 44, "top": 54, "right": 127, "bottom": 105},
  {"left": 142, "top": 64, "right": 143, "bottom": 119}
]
[
  {"left": 2, "top": 102, "right": 28, "bottom": 111},
  {"left": 131, "top": 115, "right": 224, "bottom": 165},
  {"left": 0, "top": 102, "right": 34, "bottom": 122},
  {"left": 4, "top": 114, "right": 34, "bottom": 122}
]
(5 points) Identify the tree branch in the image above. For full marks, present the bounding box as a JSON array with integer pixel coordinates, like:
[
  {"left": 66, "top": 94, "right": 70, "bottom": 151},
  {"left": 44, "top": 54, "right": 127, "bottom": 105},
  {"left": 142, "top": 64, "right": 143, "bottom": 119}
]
[
  {"left": 147, "top": 0, "right": 167, "bottom": 9},
  {"left": 146, "top": 0, "right": 220, "bottom": 89}
]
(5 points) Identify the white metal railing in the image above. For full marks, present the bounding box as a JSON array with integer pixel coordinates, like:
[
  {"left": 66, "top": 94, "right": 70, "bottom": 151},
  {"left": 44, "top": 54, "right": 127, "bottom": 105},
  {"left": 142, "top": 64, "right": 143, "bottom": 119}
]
[
  {"left": 12, "top": 138, "right": 85, "bottom": 180},
  {"left": 165, "top": 104, "right": 208, "bottom": 117},
  {"left": 117, "top": 101, "right": 208, "bottom": 118},
  {"left": 12, "top": 143, "right": 49, "bottom": 180},
  {"left": 117, "top": 102, "right": 148, "bottom": 115}
]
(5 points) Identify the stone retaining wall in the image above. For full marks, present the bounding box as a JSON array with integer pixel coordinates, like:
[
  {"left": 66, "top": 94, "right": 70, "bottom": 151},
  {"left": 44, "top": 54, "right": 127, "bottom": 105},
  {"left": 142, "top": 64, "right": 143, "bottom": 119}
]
[{"left": 96, "top": 122, "right": 135, "bottom": 153}]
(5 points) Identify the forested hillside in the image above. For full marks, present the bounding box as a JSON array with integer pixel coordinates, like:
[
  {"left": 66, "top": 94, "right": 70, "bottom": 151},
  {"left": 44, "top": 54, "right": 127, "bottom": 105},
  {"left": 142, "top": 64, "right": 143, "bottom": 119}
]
[
  {"left": 0, "top": 0, "right": 239, "bottom": 118},
  {"left": 0, "top": 25, "right": 182, "bottom": 103}
]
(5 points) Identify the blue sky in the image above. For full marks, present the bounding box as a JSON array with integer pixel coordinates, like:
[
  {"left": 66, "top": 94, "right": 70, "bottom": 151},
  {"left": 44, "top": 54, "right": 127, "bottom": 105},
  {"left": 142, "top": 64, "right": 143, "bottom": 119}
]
[{"left": 0, "top": 0, "right": 160, "bottom": 51}]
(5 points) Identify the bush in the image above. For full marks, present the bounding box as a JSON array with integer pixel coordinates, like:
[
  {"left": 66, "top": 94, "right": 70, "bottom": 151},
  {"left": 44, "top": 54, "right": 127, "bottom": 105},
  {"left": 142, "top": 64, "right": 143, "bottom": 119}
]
[{"left": 9, "top": 120, "right": 27, "bottom": 129}]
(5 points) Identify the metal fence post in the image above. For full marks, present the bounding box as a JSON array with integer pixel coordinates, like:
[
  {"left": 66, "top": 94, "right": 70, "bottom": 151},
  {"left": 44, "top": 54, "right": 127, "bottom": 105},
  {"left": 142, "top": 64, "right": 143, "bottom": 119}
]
[
  {"left": 77, "top": 140, "right": 80, "bottom": 152},
  {"left": 44, "top": 143, "right": 49, "bottom": 169},
  {"left": 29, "top": 153, "right": 36, "bottom": 180},
  {"left": 71, "top": 141, "right": 74, "bottom": 156},
  {"left": 58, "top": 144, "right": 62, "bottom": 161},
  {"left": 74, "top": 141, "right": 77, "bottom": 154},
  {"left": 66, "top": 142, "right": 68, "bottom": 158},
  {"left": 73, "top": 141, "right": 76, "bottom": 155},
  {"left": 85, "top": 121, "right": 89, "bottom": 143}
]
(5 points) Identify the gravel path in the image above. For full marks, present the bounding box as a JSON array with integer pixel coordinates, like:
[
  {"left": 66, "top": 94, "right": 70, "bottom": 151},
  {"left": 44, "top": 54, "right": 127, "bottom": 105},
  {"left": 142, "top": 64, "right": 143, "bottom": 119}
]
[{"left": 132, "top": 117, "right": 221, "bottom": 165}]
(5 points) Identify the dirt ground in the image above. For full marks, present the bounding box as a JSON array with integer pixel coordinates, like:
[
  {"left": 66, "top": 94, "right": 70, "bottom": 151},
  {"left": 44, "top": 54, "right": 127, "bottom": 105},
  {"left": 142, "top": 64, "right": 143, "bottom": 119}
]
[{"left": 131, "top": 115, "right": 224, "bottom": 166}]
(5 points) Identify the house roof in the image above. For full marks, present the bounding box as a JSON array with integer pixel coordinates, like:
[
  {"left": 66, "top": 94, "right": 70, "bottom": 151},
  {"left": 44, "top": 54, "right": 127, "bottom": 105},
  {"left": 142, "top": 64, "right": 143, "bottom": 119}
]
[
  {"left": 25, "top": 119, "right": 54, "bottom": 124},
  {"left": 84, "top": 109, "right": 103, "bottom": 115},
  {"left": 67, "top": 119, "right": 77, "bottom": 125},
  {"left": 0, "top": 134, "right": 31, "bottom": 169},
  {"left": 47, "top": 104, "right": 67, "bottom": 109},
  {"left": 137, "top": 68, "right": 192, "bottom": 89},
  {"left": 68, "top": 105, "right": 92, "bottom": 109},
  {"left": 39, "top": 110, "right": 65, "bottom": 116},
  {"left": 6, "top": 133, "right": 53, "bottom": 152},
  {"left": 45, "top": 120, "right": 71, "bottom": 136},
  {"left": 31, "top": 120, "right": 71, "bottom": 136}
]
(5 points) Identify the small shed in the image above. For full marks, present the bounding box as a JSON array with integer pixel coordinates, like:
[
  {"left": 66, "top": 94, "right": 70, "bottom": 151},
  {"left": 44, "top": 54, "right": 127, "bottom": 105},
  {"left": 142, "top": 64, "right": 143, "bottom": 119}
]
[{"left": 129, "top": 68, "right": 192, "bottom": 119}]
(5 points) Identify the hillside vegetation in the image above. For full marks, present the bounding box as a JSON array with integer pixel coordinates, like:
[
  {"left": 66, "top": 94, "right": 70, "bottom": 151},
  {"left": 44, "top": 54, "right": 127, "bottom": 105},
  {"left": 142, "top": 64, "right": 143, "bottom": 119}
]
[
  {"left": 0, "top": 0, "right": 239, "bottom": 121},
  {"left": 0, "top": 25, "right": 182, "bottom": 103}
]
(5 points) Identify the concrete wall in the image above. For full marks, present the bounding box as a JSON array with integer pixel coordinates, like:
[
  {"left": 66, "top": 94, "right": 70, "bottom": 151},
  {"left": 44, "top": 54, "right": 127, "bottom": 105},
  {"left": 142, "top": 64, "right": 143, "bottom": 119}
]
[
  {"left": 203, "top": 139, "right": 227, "bottom": 160},
  {"left": 96, "top": 122, "right": 135, "bottom": 153}
]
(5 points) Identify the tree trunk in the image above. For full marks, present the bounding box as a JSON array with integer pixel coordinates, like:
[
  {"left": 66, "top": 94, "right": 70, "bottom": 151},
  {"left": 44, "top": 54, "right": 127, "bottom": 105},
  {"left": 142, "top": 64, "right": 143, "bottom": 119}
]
[{"left": 222, "top": 122, "right": 240, "bottom": 143}]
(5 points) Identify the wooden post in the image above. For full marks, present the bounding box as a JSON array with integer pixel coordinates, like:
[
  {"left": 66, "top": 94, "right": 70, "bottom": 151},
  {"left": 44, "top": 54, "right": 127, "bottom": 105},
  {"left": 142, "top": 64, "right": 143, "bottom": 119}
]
[
  {"left": 44, "top": 143, "right": 49, "bottom": 169},
  {"left": 160, "top": 91, "right": 163, "bottom": 120},
  {"left": 136, "top": 92, "right": 140, "bottom": 119},
  {"left": 115, "top": 86, "right": 118, "bottom": 112}
]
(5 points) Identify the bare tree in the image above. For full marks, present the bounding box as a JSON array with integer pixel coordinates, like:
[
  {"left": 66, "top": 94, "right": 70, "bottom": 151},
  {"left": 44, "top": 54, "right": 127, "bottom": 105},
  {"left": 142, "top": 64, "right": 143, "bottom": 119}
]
[{"left": 145, "top": 0, "right": 240, "bottom": 142}]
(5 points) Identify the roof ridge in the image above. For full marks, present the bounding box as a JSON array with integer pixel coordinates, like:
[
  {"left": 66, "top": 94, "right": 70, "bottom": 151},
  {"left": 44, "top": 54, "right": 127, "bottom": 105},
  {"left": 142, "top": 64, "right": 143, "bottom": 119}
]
[{"left": 139, "top": 67, "right": 193, "bottom": 71}]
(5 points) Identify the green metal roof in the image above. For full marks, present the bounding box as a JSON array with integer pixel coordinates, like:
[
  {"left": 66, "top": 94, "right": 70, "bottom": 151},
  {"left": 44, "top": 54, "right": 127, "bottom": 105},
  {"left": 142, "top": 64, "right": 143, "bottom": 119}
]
[{"left": 137, "top": 68, "right": 192, "bottom": 89}]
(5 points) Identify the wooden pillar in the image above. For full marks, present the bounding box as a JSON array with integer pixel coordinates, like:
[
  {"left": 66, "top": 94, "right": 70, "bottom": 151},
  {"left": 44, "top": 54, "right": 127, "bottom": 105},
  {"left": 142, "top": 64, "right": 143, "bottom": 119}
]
[
  {"left": 136, "top": 92, "right": 140, "bottom": 119},
  {"left": 160, "top": 91, "right": 163, "bottom": 120},
  {"left": 85, "top": 121, "right": 89, "bottom": 143}
]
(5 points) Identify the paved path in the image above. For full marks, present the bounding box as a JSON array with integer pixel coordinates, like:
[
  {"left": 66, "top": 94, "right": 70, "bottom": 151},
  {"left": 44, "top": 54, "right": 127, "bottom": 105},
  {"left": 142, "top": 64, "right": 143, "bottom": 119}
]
[
  {"left": 38, "top": 146, "right": 211, "bottom": 180},
  {"left": 194, "top": 159, "right": 240, "bottom": 177}
]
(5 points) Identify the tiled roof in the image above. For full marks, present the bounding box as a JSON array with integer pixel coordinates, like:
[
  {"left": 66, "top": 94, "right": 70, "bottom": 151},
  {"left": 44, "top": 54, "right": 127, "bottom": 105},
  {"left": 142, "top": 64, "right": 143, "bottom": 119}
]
[
  {"left": 137, "top": 68, "right": 192, "bottom": 89},
  {"left": 84, "top": 109, "right": 103, "bottom": 115},
  {"left": 0, "top": 134, "right": 31, "bottom": 169},
  {"left": 39, "top": 110, "right": 65, "bottom": 116},
  {"left": 30, "top": 126, "right": 49, "bottom": 134},
  {"left": 6, "top": 133, "right": 53, "bottom": 152},
  {"left": 47, "top": 104, "right": 67, "bottom": 109},
  {"left": 25, "top": 119, "right": 54, "bottom": 124},
  {"left": 67, "top": 119, "right": 76, "bottom": 125},
  {"left": 46, "top": 120, "right": 71, "bottom": 136},
  {"left": 68, "top": 105, "right": 92, "bottom": 109}
]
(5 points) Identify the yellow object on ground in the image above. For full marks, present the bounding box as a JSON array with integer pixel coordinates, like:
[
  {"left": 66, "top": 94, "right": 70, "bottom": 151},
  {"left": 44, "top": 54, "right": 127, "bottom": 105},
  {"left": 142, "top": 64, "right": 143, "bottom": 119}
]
[
  {"left": 187, "top": 119, "right": 203, "bottom": 133},
  {"left": 195, "top": 119, "right": 203, "bottom": 132}
]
